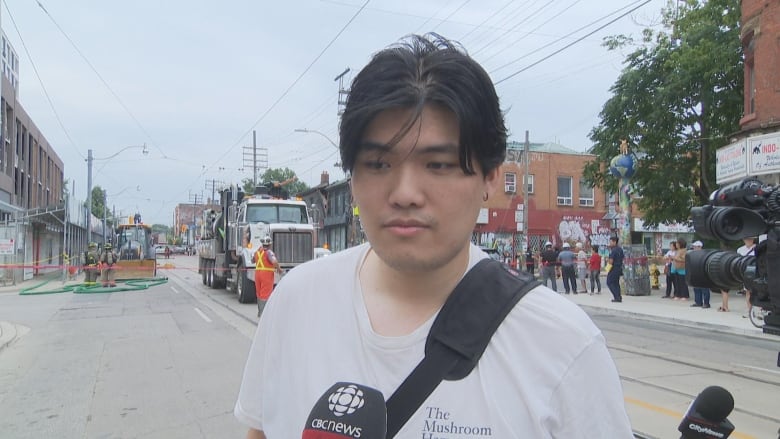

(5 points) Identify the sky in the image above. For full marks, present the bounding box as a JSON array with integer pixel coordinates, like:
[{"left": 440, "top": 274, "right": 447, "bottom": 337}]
[{"left": 0, "top": 0, "right": 669, "bottom": 226}]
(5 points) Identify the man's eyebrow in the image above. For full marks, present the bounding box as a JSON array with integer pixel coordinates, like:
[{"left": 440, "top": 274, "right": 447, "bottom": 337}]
[{"left": 357, "top": 141, "right": 459, "bottom": 154}]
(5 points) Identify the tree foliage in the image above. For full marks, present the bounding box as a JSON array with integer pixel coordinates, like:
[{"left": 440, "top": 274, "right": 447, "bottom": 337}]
[
  {"left": 90, "top": 186, "right": 108, "bottom": 219},
  {"left": 241, "top": 168, "right": 309, "bottom": 196},
  {"left": 583, "top": 0, "right": 743, "bottom": 226}
]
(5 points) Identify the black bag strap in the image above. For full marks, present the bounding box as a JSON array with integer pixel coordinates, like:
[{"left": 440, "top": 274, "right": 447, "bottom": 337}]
[{"left": 385, "top": 258, "right": 540, "bottom": 438}]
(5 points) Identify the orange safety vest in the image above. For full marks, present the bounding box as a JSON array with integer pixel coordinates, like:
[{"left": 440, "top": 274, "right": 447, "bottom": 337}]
[{"left": 254, "top": 249, "right": 275, "bottom": 271}]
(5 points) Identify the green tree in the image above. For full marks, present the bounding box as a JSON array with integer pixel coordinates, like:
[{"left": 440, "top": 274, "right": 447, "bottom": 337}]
[
  {"left": 241, "top": 168, "right": 309, "bottom": 196},
  {"left": 90, "top": 186, "right": 108, "bottom": 219},
  {"left": 583, "top": 0, "right": 743, "bottom": 226}
]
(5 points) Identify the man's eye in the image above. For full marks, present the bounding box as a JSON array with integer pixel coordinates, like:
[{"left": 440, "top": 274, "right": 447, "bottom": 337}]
[
  {"left": 363, "top": 160, "right": 389, "bottom": 170},
  {"left": 427, "top": 162, "right": 457, "bottom": 170}
]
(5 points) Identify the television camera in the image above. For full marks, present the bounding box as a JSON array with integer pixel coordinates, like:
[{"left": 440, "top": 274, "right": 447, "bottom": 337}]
[{"left": 687, "top": 177, "right": 780, "bottom": 336}]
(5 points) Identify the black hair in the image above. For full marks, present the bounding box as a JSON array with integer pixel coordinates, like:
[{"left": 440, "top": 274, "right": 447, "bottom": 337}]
[
  {"left": 339, "top": 33, "right": 507, "bottom": 177},
  {"left": 610, "top": 236, "right": 619, "bottom": 244},
  {"left": 592, "top": 244, "right": 599, "bottom": 252}
]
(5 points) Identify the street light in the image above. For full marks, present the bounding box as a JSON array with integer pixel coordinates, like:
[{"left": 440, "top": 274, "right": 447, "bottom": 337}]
[
  {"left": 294, "top": 129, "right": 341, "bottom": 168},
  {"left": 86, "top": 144, "right": 148, "bottom": 241}
]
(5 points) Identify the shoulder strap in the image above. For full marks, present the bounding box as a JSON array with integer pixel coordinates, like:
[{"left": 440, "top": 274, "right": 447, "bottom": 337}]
[{"left": 385, "top": 259, "right": 540, "bottom": 438}]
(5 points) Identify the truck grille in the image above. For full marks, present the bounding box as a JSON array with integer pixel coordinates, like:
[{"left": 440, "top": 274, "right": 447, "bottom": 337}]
[{"left": 273, "top": 232, "right": 314, "bottom": 264}]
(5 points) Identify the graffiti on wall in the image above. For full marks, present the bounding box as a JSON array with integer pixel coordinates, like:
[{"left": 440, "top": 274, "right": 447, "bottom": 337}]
[{"left": 557, "top": 216, "right": 611, "bottom": 248}]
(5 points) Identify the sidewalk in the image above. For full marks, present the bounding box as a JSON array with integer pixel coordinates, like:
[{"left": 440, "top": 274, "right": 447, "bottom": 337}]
[{"left": 0, "top": 264, "right": 774, "bottom": 354}]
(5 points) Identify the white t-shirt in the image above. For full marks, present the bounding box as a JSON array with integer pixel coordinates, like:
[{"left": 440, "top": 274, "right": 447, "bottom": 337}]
[
  {"left": 234, "top": 243, "right": 633, "bottom": 438},
  {"left": 737, "top": 244, "right": 755, "bottom": 256}
]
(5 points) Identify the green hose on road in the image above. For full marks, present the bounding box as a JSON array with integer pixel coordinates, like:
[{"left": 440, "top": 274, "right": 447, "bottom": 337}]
[{"left": 19, "top": 277, "right": 169, "bottom": 295}]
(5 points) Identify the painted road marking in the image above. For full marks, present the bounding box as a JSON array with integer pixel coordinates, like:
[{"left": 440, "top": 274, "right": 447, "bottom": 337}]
[
  {"left": 171, "top": 286, "right": 179, "bottom": 294},
  {"left": 194, "top": 307, "right": 212, "bottom": 323}
]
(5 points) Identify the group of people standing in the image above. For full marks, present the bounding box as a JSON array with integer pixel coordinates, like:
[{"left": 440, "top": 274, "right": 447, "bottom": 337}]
[
  {"left": 662, "top": 236, "right": 757, "bottom": 313},
  {"left": 82, "top": 242, "right": 119, "bottom": 287},
  {"left": 530, "top": 237, "right": 625, "bottom": 302}
]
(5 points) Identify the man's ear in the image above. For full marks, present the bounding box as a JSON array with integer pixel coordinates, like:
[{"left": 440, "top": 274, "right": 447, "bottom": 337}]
[{"left": 483, "top": 167, "right": 500, "bottom": 197}]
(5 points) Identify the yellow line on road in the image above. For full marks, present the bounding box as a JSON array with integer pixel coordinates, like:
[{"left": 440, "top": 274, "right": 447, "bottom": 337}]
[{"left": 625, "top": 397, "right": 756, "bottom": 439}]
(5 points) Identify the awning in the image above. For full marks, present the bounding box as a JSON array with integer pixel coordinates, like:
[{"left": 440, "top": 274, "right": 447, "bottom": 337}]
[{"left": 602, "top": 212, "right": 619, "bottom": 220}]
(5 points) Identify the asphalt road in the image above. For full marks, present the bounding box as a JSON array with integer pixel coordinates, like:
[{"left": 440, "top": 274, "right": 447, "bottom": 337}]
[{"left": 1, "top": 256, "right": 778, "bottom": 438}]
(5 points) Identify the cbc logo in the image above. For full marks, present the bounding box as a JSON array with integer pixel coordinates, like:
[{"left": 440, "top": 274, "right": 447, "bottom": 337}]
[{"left": 327, "top": 384, "right": 365, "bottom": 417}]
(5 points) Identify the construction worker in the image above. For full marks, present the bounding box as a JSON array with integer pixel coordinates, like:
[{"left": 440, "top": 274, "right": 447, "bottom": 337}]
[
  {"left": 83, "top": 242, "right": 100, "bottom": 284},
  {"left": 99, "top": 242, "right": 118, "bottom": 287},
  {"left": 252, "top": 235, "right": 281, "bottom": 317}
]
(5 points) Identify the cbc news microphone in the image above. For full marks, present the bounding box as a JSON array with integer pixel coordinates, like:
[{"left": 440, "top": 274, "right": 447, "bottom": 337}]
[
  {"left": 302, "top": 382, "right": 387, "bottom": 439},
  {"left": 678, "top": 386, "right": 735, "bottom": 439}
]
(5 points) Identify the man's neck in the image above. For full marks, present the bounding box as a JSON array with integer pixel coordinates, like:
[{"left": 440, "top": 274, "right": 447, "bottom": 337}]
[{"left": 360, "top": 246, "right": 470, "bottom": 337}]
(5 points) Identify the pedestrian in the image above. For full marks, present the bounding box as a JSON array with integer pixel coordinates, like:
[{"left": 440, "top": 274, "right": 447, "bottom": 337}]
[
  {"left": 164, "top": 245, "right": 171, "bottom": 259},
  {"left": 589, "top": 244, "right": 602, "bottom": 294},
  {"left": 689, "top": 241, "right": 710, "bottom": 308},
  {"left": 558, "top": 242, "right": 577, "bottom": 294},
  {"left": 672, "top": 237, "right": 689, "bottom": 300},
  {"left": 82, "top": 242, "right": 100, "bottom": 285},
  {"left": 234, "top": 34, "right": 633, "bottom": 438},
  {"left": 606, "top": 236, "right": 624, "bottom": 302},
  {"left": 99, "top": 242, "right": 117, "bottom": 287},
  {"left": 576, "top": 242, "right": 587, "bottom": 294},
  {"left": 539, "top": 241, "right": 558, "bottom": 292},
  {"left": 662, "top": 241, "right": 677, "bottom": 298},
  {"left": 524, "top": 247, "right": 535, "bottom": 277},
  {"left": 252, "top": 235, "right": 281, "bottom": 317}
]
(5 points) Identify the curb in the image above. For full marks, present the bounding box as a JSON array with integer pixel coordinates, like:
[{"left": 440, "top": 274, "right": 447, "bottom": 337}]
[{"left": 577, "top": 304, "right": 774, "bottom": 341}]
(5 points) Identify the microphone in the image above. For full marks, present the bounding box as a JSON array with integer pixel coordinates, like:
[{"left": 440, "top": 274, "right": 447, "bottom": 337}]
[
  {"left": 302, "top": 382, "right": 387, "bottom": 438},
  {"left": 678, "top": 386, "right": 735, "bottom": 439}
]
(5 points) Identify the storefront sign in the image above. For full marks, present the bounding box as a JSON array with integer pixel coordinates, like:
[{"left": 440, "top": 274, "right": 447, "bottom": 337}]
[
  {"left": 716, "top": 140, "right": 747, "bottom": 184},
  {"left": 747, "top": 132, "right": 780, "bottom": 176},
  {"left": 633, "top": 218, "right": 693, "bottom": 233},
  {"left": 0, "top": 238, "right": 13, "bottom": 255}
]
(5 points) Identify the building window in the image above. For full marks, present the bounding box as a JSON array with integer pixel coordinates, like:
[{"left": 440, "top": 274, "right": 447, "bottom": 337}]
[
  {"left": 504, "top": 172, "right": 516, "bottom": 193},
  {"left": 579, "top": 180, "right": 594, "bottom": 207},
  {"left": 557, "top": 176, "right": 572, "bottom": 206},
  {"left": 526, "top": 174, "right": 534, "bottom": 194}
]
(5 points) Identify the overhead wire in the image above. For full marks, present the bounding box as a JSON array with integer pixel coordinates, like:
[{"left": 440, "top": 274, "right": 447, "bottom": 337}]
[
  {"left": 33, "top": 0, "right": 169, "bottom": 159},
  {"left": 494, "top": 0, "right": 652, "bottom": 84},
  {"left": 457, "top": 0, "right": 514, "bottom": 43},
  {"left": 201, "top": 0, "right": 371, "bottom": 177},
  {"left": 479, "top": 0, "right": 583, "bottom": 65},
  {"left": 2, "top": 1, "right": 84, "bottom": 160},
  {"left": 429, "top": 0, "right": 473, "bottom": 33},
  {"left": 471, "top": 0, "right": 555, "bottom": 57}
]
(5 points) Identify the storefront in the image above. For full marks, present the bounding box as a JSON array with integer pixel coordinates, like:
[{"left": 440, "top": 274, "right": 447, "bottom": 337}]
[{"left": 633, "top": 218, "right": 695, "bottom": 256}]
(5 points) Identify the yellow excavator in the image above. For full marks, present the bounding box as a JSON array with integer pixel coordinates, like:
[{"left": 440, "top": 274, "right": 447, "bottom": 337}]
[{"left": 114, "top": 221, "right": 157, "bottom": 279}]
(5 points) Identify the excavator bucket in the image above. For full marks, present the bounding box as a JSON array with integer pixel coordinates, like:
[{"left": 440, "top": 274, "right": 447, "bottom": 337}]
[{"left": 115, "top": 259, "right": 157, "bottom": 280}]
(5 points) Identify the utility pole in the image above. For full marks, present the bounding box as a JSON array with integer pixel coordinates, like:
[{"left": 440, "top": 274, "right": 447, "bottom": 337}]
[
  {"left": 253, "top": 130, "right": 257, "bottom": 188},
  {"left": 87, "top": 149, "right": 93, "bottom": 241},
  {"left": 523, "top": 131, "right": 530, "bottom": 251}
]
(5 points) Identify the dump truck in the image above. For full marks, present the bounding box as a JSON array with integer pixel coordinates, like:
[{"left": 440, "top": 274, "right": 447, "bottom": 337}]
[{"left": 197, "top": 180, "right": 315, "bottom": 302}]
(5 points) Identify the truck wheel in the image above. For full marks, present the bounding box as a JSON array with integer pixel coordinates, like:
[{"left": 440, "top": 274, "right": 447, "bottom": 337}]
[
  {"left": 200, "top": 259, "right": 207, "bottom": 285},
  {"left": 207, "top": 260, "right": 214, "bottom": 288},
  {"left": 237, "top": 261, "right": 255, "bottom": 303}
]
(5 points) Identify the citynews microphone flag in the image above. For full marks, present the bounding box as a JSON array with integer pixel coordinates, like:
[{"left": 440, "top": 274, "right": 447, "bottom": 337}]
[{"left": 302, "top": 382, "right": 386, "bottom": 439}]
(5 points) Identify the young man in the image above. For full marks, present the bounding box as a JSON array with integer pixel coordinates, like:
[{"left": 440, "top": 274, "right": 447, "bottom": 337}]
[
  {"left": 557, "top": 242, "right": 577, "bottom": 294},
  {"left": 539, "top": 241, "right": 558, "bottom": 292},
  {"left": 235, "top": 34, "right": 633, "bottom": 438},
  {"left": 606, "top": 236, "right": 624, "bottom": 303}
]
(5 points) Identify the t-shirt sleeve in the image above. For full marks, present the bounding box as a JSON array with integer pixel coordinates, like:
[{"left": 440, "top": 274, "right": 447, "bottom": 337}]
[
  {"left": 234, "top": 298, "right": 277, "bottom": 431},
  {"left": 547, "top": 335, "right": 634, "bottom": 437}
]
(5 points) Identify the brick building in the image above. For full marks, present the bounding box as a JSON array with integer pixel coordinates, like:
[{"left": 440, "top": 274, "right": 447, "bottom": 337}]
[
  {"left": 717, "top": 1, "right": 780, "bottom": 187},
  {"left": 474, "top": 141, "right": 608, "bottom": 259},
  {"left": 174, "top": 202, "right": 219, "bottom": 246}
]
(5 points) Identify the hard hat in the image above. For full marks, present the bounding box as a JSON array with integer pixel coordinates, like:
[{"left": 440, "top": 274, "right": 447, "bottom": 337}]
[
  {"left": 544, "top": 241, "right": 552, "bottom": 247},
  {"left": 88, "top": 242, "right": 97, "bottom": 248},
  {"left": 104, "top": 242, "right": 113, "bottom": 250},
  {"left": 562, "top": 243, "right": 571, "bottom": 248},
  {"left": 262, "top": 236, "right": 272, "bottom": 246}
]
